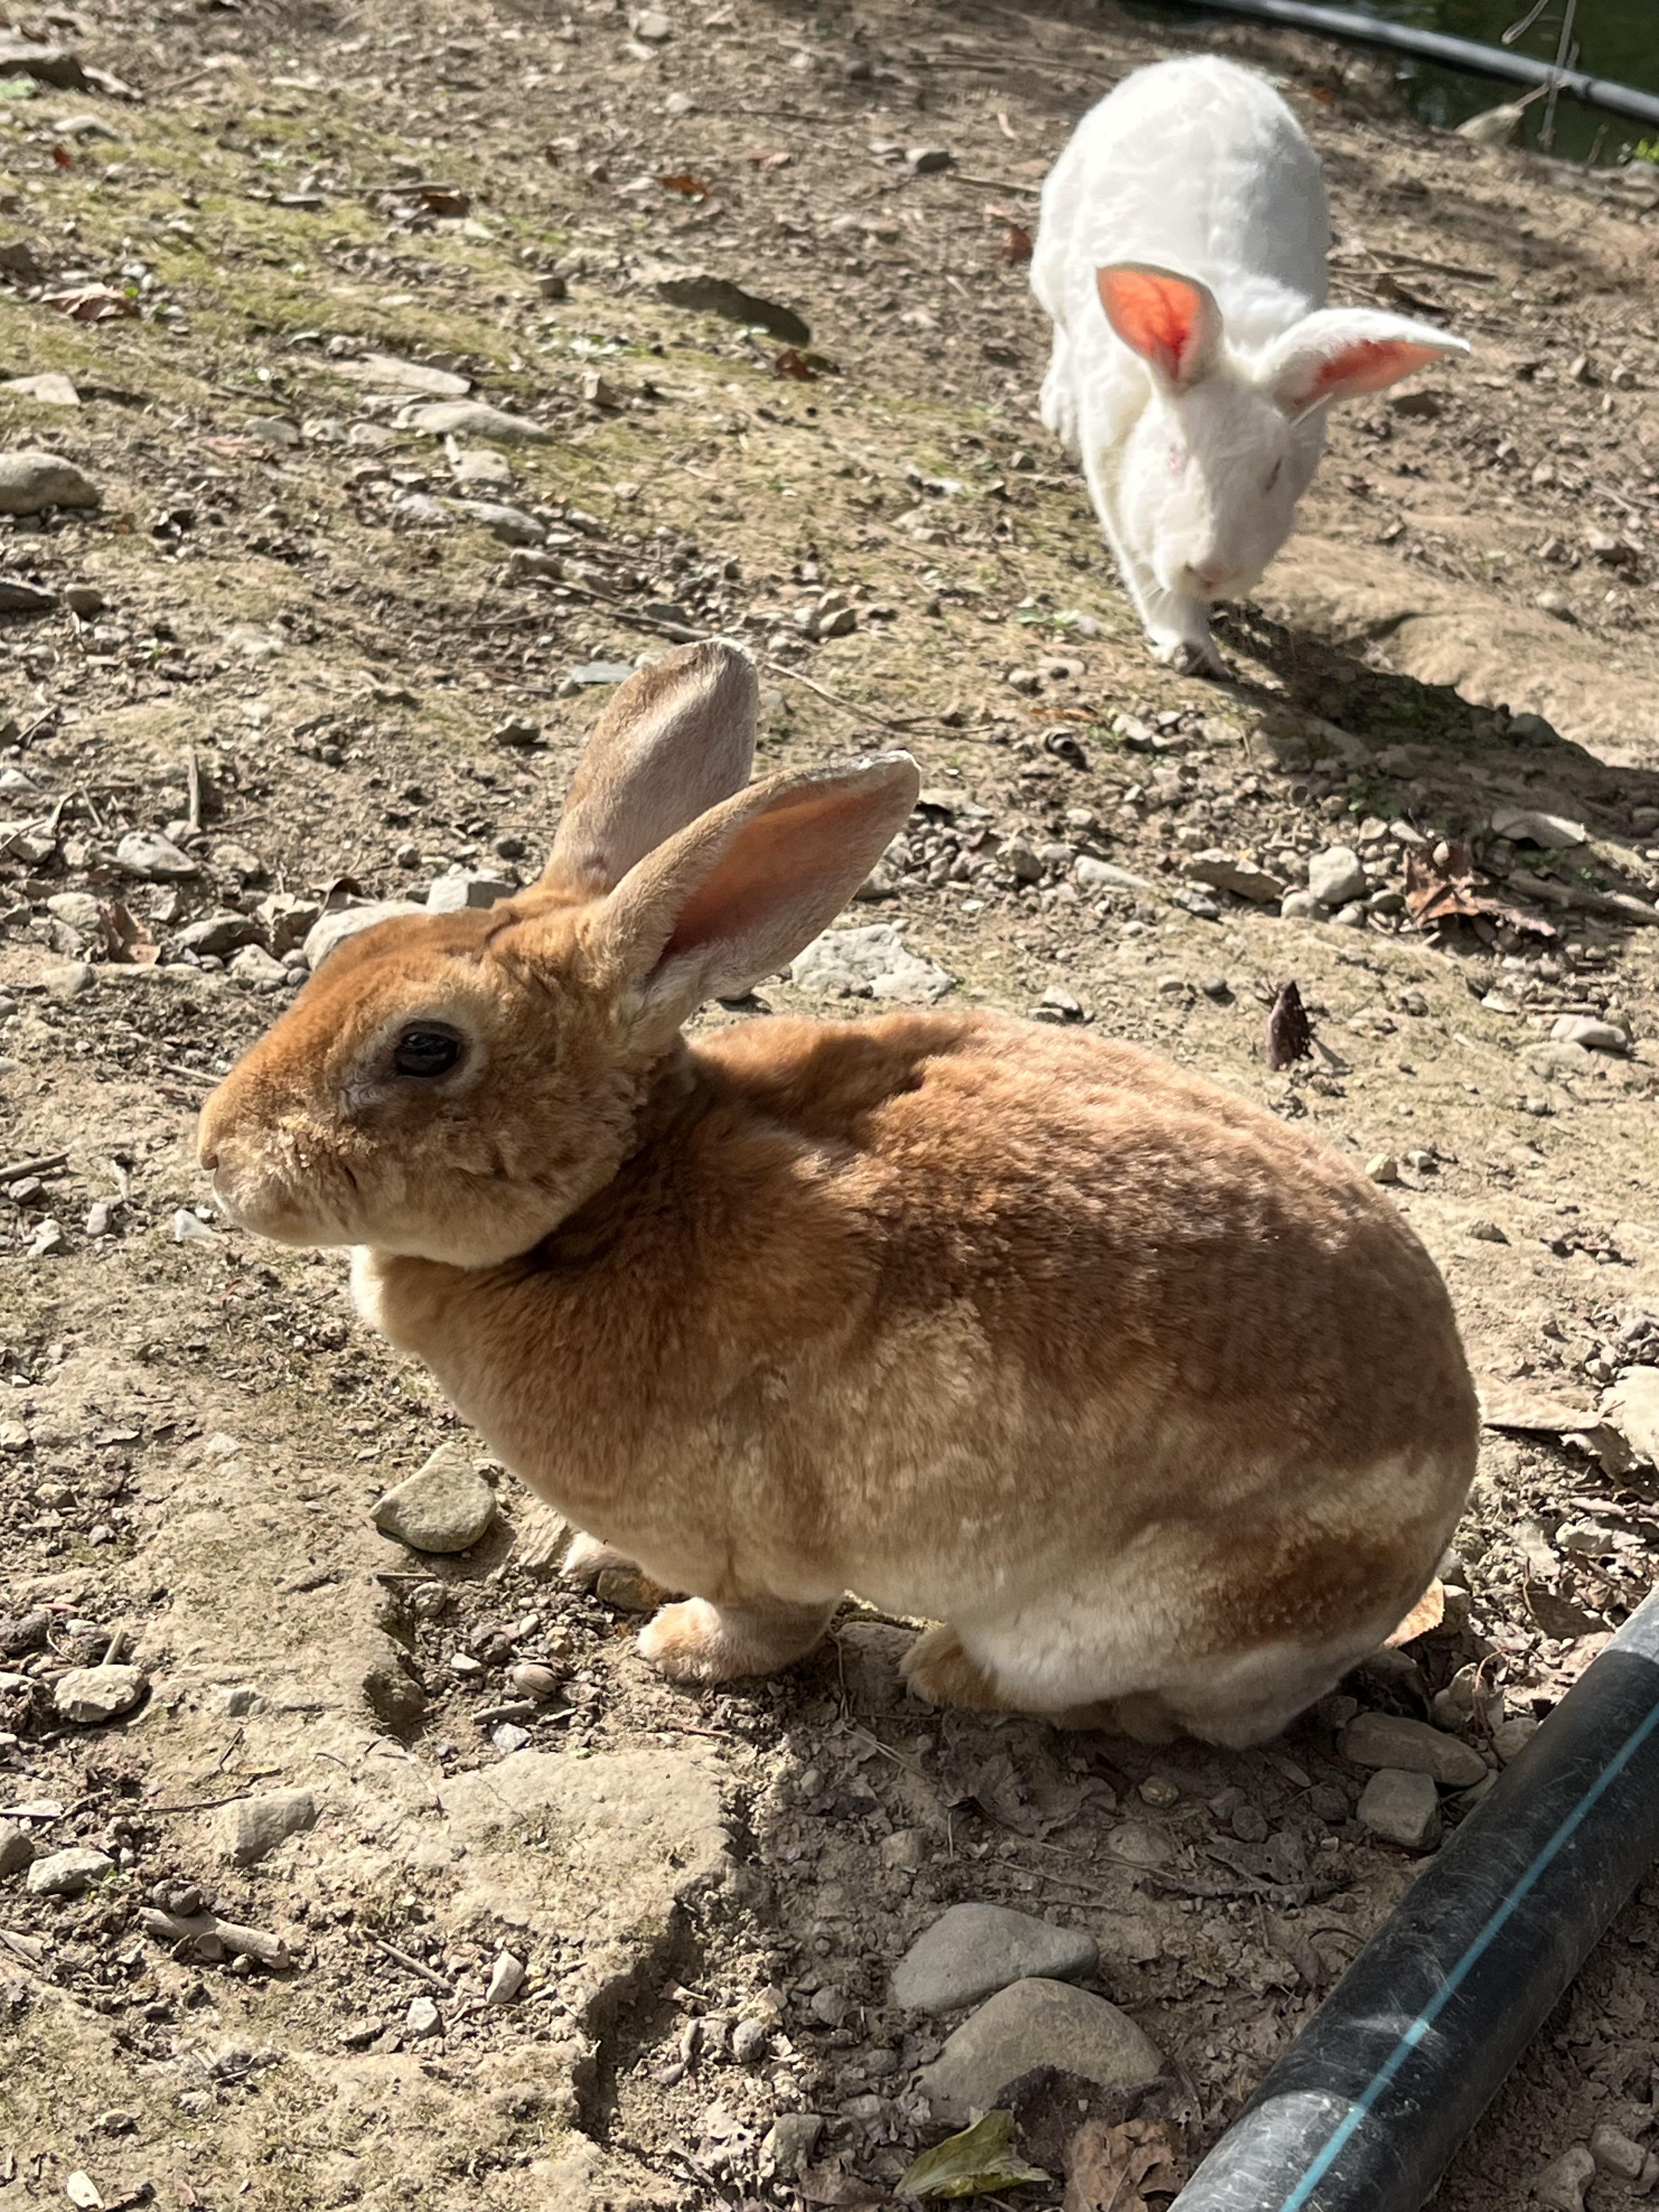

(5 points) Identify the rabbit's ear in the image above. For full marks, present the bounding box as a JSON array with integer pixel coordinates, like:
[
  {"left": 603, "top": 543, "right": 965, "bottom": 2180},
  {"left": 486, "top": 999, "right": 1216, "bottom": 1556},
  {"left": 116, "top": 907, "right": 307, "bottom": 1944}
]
[
  {"left": 541, "top": 640, "right": 758, "bottom": 899},
  {"left": 1096, "top": 263, "right": 1222, "bottom": 390},
  {"left": 584, "top": 753, "right": 921, "bottom": 1038},
  {"left": 1264, "top": 309, "right": 1469, "bottom": 419}
]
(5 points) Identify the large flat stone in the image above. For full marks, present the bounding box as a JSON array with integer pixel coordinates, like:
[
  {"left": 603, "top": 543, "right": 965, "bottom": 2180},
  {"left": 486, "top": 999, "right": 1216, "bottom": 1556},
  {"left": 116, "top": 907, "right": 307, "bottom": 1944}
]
[
  {"left": 917, "top": 1979, "right": 1164, "bottom": 2124},
  {"left": 893, "top": 1904, "right": 1098, "bottom": 2015},
  {"left": 1341, "top": 1711, "right": 1487, "bottom": 1789}
]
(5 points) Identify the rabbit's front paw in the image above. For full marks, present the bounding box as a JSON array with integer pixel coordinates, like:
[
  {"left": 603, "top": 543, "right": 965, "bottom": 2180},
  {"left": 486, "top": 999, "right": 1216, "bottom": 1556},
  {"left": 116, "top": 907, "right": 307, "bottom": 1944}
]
[
  {"left": 639, "top": 1596, "right": 834, "bottom": 1685},
  {"left": 1149, "top": 630, "right": 1228, "bottom": 679}
]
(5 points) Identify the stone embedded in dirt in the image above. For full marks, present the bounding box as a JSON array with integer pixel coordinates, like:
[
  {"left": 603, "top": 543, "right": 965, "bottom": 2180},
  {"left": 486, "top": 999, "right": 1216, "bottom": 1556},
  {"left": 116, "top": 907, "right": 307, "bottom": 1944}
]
[
  {"left": 487, "top": 1951, "right": 527, "bottom": 2005},
  {"left": 732, "top": 2016, "right": 771, "bottom": 2066},
  {"left": 177, "top": 911, "right": 259, "bottom": 957},
  {"left": 402, "top": 399, "right": 552, "bottom": 445},
  {"left": 918, "top": 1979, "right": 1164, "bottom": 2125},
  {"left": 1490, "top": 806, "right": 1585, "bottom": 850},
  {"left": 1075, "top": 855, "right": 1152, "bottom": 891},
  {"left": 1106, "top": 1821, "right": 1173, "bottom": 1869},
  {"left": 1357, "top": 1767, "right": 1441, "bottom": 1850},
  {"left": 457, "top": 500, "right": 545, "bottom": 546},
  {"left": 1280, "top": 889, "right": 1322, "bottom": 919},
  {"left": 302, "top": 900, "right": 425, "bottom": 969},
  {"left": 216, "top": 1787, "right": 317, "bottom": 1866},
  {"left": 790, "top": 922, "right": 955, "bottom": 1005},
  {"left": 426, "top": 872, "right": 516, "bottom": 914},
  {"left": 1589, "top": 2125, "right": 1647, "bottom": 2183},
  {"left": 1609, "top": 1369, "right": 1659, "bottom": 1466},
  {"left": 229, "top": 944, "right": 287, "bottom": 987},
  {"left": 0, "top": 38, "right": 91, "bottom": 88},
  {"left": 1179, "top": 850, "right": 1287, "bottom": 904},
  {"left": 1306, "top": 845, "right": 1367, "bottom": 906},
  {"left": 891, "top": 1904, "right": 1098, "bottom": 2014},
  {"left": 330, "top": 352, "right": 471, "bottom": 397},
  {"left": 1549, "top": 1015, "right": 1629, "bottom": 1054},
  {"left": 907, "top": 145, "right": 955, "bottom": 173},
  {"left": 42, "top": 962, "right": 93, "bottom": 1003},
  {"left": 1341, "top": 1711, "right": 1487, "bottom": 1788},
  {"left": 642, "top": 263, "right": 810, "bottom": 347},
  {"left": 53, "top": 1663, "right": 146, "bottom": 1725},
  {"left": 1367, "top": 1155, "right": 1400, "bottom": 1184},
  {"left": 372, "top": 1443, "right": 497, "bottom": 1554},
  {"left": 406, "top": 1995, "right": 442, "bottom": 2038},
  {"left": 1466, "top": 1217, "right": 1509, "bottom": 1244},
  {"left": 0, "top": 447, "right": 100, "bottom": 515},
  {"left": 1490, "top": 1716, "right": 1539, "bottom": 1764},
  {"left": 1532, "top": 2145, "right": 1596, "bottom": 2212},
  {"left": 26, "top": 1845, "right": 114, "bottom": 1898},
  {"left": 0, "top": 1820, "right": 35, "bottom": 1876},
  {"left": 116, "top": 831, "right": 198, "bottom": 882},
  {"left": 632, "top": 7, "right": 673, "bottom": 38},
  {"left": 0, "top": 575, "right": 58, "bottom": 614},
  {"left": 172, "top": 1209, "right": 217, "bottom": 1244},
  {"left": 762, "top": 2113, "right": 826, "bottom": 2178}
]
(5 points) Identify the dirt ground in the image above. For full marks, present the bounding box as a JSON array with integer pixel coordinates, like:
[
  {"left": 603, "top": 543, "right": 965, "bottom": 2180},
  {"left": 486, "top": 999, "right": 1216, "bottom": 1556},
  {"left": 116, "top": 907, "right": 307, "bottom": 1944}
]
[{"left": 2, "top": 0, "right": 1658, "bottom": 2206}]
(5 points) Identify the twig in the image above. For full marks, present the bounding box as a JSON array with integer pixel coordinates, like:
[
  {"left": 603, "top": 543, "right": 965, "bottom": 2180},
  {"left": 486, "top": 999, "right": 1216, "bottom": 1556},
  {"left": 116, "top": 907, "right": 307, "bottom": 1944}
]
[
  {"left": 144, "top": 1777, "right": 281, "bottom": 1814},
  {"left": 139, "top": 1905, "right": 292, "bottom": 1968},
  {"left": 183, "top": 746, "right": 202, "bottom": 834},
  {"left": 948, "top": 171, "right": 1040, "bottom": 193},
  {"left": 0, "top": 1150, "right": 70, "bottom": 1184},
  {"left": 369, "top": 1935, "right": 453, "bottom": 1994},
  {"left": 761, "top": 659, "right": 926, "bottom": 737}
]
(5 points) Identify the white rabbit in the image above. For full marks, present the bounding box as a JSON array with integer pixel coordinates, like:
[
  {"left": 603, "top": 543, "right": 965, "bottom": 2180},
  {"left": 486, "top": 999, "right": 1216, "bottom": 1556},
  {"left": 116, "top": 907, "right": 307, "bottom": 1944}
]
[{"left": 1031, "top": 55, "right": 1470, "bottom": 675}]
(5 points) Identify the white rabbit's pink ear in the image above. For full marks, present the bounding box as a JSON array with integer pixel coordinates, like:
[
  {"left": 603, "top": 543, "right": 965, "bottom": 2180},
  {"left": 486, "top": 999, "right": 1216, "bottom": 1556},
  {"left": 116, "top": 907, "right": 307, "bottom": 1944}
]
[
  {"left": 1095, "top": 264, "right": 1222, "bottom": 390},
  {"left": 585, "top": 754, "right": 921, "bottom": 1039},
  {"left": 540, "top": 640, "right": 757, "bottom": 899},
  {"left": 1264, "top": 310, "right": 1470, "bottom": 418}
]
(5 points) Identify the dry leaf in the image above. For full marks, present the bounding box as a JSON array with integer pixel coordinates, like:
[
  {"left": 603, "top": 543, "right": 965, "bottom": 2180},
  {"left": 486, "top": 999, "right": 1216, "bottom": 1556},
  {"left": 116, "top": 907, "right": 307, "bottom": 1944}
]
[
  {"left": 416, "top": 184, "right": 469, "bottom": 216},
  {"left": 901, "top": 2111, "right": 1049, "bottom": 2200},
  {"left": 658, "top": 170, "right": 712, "bottom": 199},
  {"left": 1385, "top": 1578, "right": 1445, "bottom": 1647},
  {"left": 1064, "top": 2118, "right": 1186, "bottom": 2212},
  {"left": 774, "top": 347, "right": 816, "bottom": 381},
  {"left": 748, "top": 146, "right": 792, "bottom": 168},
  {"left": 52, "top": 142, "right": 72, "bottom": 168},
  {"left": 998, "top": 223, "right": 1034, "bottom": 263},
  {"left": 1404, "top": 842, "right": 1555, "bottom": 941},
  {"left": 99, "top": 899, "right": 159, "bottom": 965},
  {"left": 1265, "top": 979, "right": 1312, "bottom": 1071},
  {"left": 46, "top": 284, "right": 136, "bottom": 324}
]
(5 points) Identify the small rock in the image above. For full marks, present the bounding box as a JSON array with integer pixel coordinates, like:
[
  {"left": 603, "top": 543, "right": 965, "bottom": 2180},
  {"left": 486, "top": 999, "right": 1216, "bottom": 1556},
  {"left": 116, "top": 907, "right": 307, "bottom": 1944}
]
[
  {"left": 373, "top": 1443, "right": 497, "bottom": 1554},
  {"left": 405, "top": 1994, "right": 442, "bottom": 2037},
  {"left": 177, "top": 912, "right": 258, "bottom": 958},
  {"left": 64, "top": 583, "right": 104, "bottom": 615},
  {"left": 1589, "top": 2125, "right": 1646, "bottom": 2183},
  {"left": 0, "top": 574, "right": 58, "bottom": 614},
  {"left": 1367, "top": 1155, "right": 1400, "bottom": 1184},
  {"left": 1549, "top": 1015, "right": 1628, "bottom": 1054},
  {"left": 1341, "top": 1711, "right": 1487, "bottom": 1788},
  {"left": 1180, "top": 850, "right": 1286, "bottom": 904},
  {"left": 507, "top": 1662, "right": 565, "bottom": 1701},
  {"left": 907, "top": 145, "right": 954, "bottom": 173},
  {"left": 26, "top": 1844, "right": 114, "bottom": 1898},
  {"left": 216, "top": 1787, "right": 317, "bottom": 1866},
  {"left": 302, "top": 900, "right": 425, "bottom": 970},
  {"left": 392, "top": 492, "right": 450, "bottom": 529},
  {"left": 1037, "top": 986, "right": 1083, "bottom": 1023},
  {"left": 42, "top": 962, "right": 93, "bottom": 1004},
  {"left": 1490, "top": 807, "right": 1585, "bottom": 850},
  {"left": 0, "top": 1820, "right": 35, "bottom": 1876},
  {"left": 53, "top": 1663, "right": 145, "bottom": 1725},
  {"left": 790, "top": 922, "right": 954, "bottom": 1006},
  {"left": 880, "top": 1827, "right": 928, "bottom": 1870},
  {"left": 1357, "top": 1768, "right": 1441, "bottom": 1850},
  {"left": 1280, "top": 889, "right": 1323, "bottom": 919},
  {"left": 763, "top": 2113, "right": 826, "bottom": 2179},
  {"left": 403, "top": 399, "right": 551, "bottom": 445},
  {"left": 228, "top": 944, "right": 288, "bottom": 987},
  {"left": 0, "top": 371, "right": 78, "bottom": 405},
  {"left": 633, "top": 8, "right": 672, "bottom": 37},
  {"left": 487, "top": 1951, "right": 527, "bottom": 2004},
  {"left": 1490, "top": 1716, "right": 1539, "bottom": 1764},
  {"left": 492, "top": 1722, "right": 532, "bottom": 1753},
  {"left": 1531, "top": 2145, "right": 1595, "bottom": 2212},
  {"left": 1307, "top": 845, "right": 1368, "bottom": 905},
  {"left": 116, "top": 831, "right": 198, "bottom": 882},
  {"left": 172, "top": 1209, "right": 217, "bottom": 1244},
  {"left": 891, "top": 1903, "right": 1098, "bottom": 2014},
  {"left": 732, "top": 2016, "right": 771, "bottom": 2066},
  {"left": 1074, "top": 856, "right": 1151, "bottom": 891},
  {"left": 1467, "top": 1218, "right": 1509, "bottom": 1244},
  {"left": 0, "top": 448, "right": 100, "bottom": 516},
  {"left": 426, "top": 872, "right": 516, "bottom": 915},
  {"left": 917, "top": 1979, "right": 1164, "bottom": 2125},
  {"left": 331, "top": 352, "right": 471, "bottom": 398},
  {"left": 458, "top": 500, "right": 545, "bottom": 546}
]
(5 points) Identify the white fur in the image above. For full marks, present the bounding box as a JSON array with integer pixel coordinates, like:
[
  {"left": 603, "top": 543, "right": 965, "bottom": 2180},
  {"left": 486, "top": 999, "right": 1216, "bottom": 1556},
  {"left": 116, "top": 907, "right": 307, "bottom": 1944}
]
[{"left": 1032, "top": 57, "right": 1469, "bottom": 673}]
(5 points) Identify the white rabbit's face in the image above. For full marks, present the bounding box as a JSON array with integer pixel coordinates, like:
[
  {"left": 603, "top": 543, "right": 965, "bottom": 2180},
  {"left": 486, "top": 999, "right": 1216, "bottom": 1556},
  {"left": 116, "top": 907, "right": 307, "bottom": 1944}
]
[{"left": 1117, "top": 373, "right": 1311, "bottom": 605}]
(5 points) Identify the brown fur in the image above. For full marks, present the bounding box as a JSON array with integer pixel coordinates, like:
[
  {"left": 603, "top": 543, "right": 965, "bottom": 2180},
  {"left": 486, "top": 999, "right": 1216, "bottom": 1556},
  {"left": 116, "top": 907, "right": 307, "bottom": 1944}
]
[{"left": 198, "top": 644, "right": 1477, "bottom": 1746}]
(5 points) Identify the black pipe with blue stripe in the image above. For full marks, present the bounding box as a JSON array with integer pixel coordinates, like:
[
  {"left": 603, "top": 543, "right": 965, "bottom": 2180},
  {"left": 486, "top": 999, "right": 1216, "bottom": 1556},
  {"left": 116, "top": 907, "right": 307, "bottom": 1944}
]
[{"left": 1170, "top": 1587, "right": 1659, "bottom": 2211}]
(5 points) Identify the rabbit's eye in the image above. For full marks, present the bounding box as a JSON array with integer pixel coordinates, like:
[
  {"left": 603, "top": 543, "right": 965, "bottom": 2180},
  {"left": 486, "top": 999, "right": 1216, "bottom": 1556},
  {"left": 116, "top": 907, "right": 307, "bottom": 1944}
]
[{"left": 393, "top": 1026, "right": 464, "bottom": 1079}]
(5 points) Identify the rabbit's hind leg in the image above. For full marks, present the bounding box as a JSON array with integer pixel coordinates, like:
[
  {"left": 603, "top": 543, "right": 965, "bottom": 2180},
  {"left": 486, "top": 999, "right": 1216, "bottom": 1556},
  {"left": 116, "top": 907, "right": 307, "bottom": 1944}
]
[
  {"left": 639, "top": 1595, "right": 836, "bottom": 1685},
  {"left": 901, "top": 1623, "right": 1027, "bottom": 1713}
]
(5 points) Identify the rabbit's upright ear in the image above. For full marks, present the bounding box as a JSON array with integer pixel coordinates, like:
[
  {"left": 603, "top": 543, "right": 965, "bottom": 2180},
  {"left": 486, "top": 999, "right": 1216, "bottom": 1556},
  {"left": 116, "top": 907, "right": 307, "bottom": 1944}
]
[
  {"left": 1096, "top": 263, "right": 1222, "bottom": 391},
  {"left": 540, "top": 640, "right": 758, "bottom": 899},
  {"left": 1264, "top": 309, "right": 1469, "bottom": 419},
  {"left": 585, "top": 753, "right": 921, "bottom": 1039}
]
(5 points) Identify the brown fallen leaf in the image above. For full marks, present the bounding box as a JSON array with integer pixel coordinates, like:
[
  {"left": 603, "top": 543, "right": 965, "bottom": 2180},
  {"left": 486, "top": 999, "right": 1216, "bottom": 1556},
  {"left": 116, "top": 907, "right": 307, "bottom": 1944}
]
[
  {"left": 52, "top": 142, "right": 72, "bottom": 169},
  {"left": 1384, "top": 1578, "right": 1444, "bottom": 1648},
  {"left": 748, "top": 146, "right": 793, "bottom": 168},
  {"left": 998, "top": 223, "right": 1034, "bottom": 263},
  {"left": 1064, "top": 2118, "right": 1186, "bottom": 2212},
  {"left": 658, "top": 170, "right": 712, "bottom": 199},
  {"left": 45, "top": 284, "right": 136, "bottom": 324},
  {"left": 100, "top": 899, "right": 159, "bottom": 966},
  {"left": 774, "top": 347, "right": 816, "bottom": 381},
  {"left": 1404, "top": 841, "right": 1555, "bottom": 941},
  {"left": 416, "top": 184, "right": 470, "bottom": 216},
  {"left": 1265, "top": 979, "right": 1312, "bottom": 1071}
]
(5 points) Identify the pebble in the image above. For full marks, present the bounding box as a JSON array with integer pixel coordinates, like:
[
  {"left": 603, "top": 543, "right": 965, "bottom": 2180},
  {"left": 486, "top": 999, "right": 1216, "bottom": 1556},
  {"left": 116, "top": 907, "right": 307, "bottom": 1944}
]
[
  {"left": 27, "top": 1218, "right": 65, "bottom": 1260},
  {"left": 917, "top": 1979, "right": 1164, "bottom": 2124},
  {"left": 507, "top": 1662, "right": 565, "bottom": 1701},
  {"left": 1341, "top": 1712, "right": 1487, "bottom": 1788},
  {"left": 1467, "top": 1218, "right": 1509, "bottom": 1244},
  {"left": 172, "top": 1209, "right": 217, "bottom": 1244},
  {"left": 1, "top": 372, "right": 80, "bottom": 405},
  {"left": 372, "top": 1442, "right": 498, "bottom": 1554},
  {"left": 0, "top": 1819, "right": 35, "bottom": 1875},
  {"left": 1490, "top": 1716, "right": 1539, "bottom": 1764},
  {"left": 458, "top": 500, "right": 545, "bottom": 546},
  {"left": 53, "top": 1663, "right": 146, "bottom": 1725},
  {"left": 1549, "top": 1015, "right": 1628, "bottom": 1054},
  {"left": 0, "top": 448, "right": 100, "bottom": 516},
  {"left": 26, "top": 1844, "right": 114, "bottom": 1898},
  {"left": 1490, "top": 807, "right": 1585, "bottom": 850},
  {"left": 1074, "top": 856, "right": 1151, "bottom": 891},
  {"left": 229, "top": 944, "right": 287, "bottom": 987},
  {"left": 116, "top": 831, "right": 198, "bottom": 882},
  {"left": 1307, "top": 845, "right": 1368, "bottom": 906},
  {"left": 1589, "top": 2125, "right": 1647, "bottom": 2182},
  {"left": 1280, "top": 889, "right": 1322, "bottom": 919},
  {"left": 1357, "top": 1767, "right": 1441, "bottom": 1850},
  {"left": 763, "top": 2113, "right": 826, "bottom": 2178},
  {"left": 1532, "top": 2145, "right": 1595, "bottom": 2212},
  {"left": 0, "top": 575, "right": 58, "bottom": 614},
  {"left": 486, "top": 1951, "right": 527, "bottom": 2005},
  {"left": 426, "top": 872, "right": 516, "bottom": 914},
  {"left": 891, "top": 1904, "right": 1098, "bottom": 2014},
  {"left": 43, "top": 961, "right": 93, "bottom": 1002},
  {"left": 178, "top": 912, "right": 258, "bottom": 957},
  {"left": 633, "top": 7, "right": 672, "bottom": 37},
  {"left": 403, "top": 399, "right": 552, "bottom": 445},
  {"left": 1180, "top": 850, "right": 1286, "bottom": 904},
  {"left": 302, "top": 900, "right": 425, "bottom": 969},
  {"left": 406, "top": 1995, "right": 442, "bottom": 2037},
  {"left": 1367, "top": 1155, "right": 1400, "bottom": 1184},
  {"left": 732, "top": 2016, "right": 771, "bottom": 2065},
  {"left": 217, "top": 1787, "right": 317, "bottom": 1866}
]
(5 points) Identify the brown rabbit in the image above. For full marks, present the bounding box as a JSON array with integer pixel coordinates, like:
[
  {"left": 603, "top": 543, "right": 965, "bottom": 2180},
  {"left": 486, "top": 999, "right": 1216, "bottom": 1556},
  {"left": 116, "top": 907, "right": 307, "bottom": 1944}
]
[{"left": 199, "top": 642, "right": 1477, "bottom": 1746}]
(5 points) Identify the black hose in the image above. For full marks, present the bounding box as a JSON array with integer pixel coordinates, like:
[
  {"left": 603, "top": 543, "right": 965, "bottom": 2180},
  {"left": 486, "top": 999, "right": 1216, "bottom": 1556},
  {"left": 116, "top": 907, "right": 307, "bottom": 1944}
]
[
  {"left": 1169, "top": 1587, "right": 1659, "bottom": 2212},
  {"left": 1154, "top": 0, "right": 1659, "bottom": 129}
]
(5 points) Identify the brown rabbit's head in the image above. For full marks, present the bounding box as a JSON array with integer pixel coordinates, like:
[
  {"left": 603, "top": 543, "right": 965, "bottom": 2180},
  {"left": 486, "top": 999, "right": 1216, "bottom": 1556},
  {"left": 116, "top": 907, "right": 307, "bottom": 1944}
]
[{"left": 198, "top": 643, "right": 919, "bottom": 1266}]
